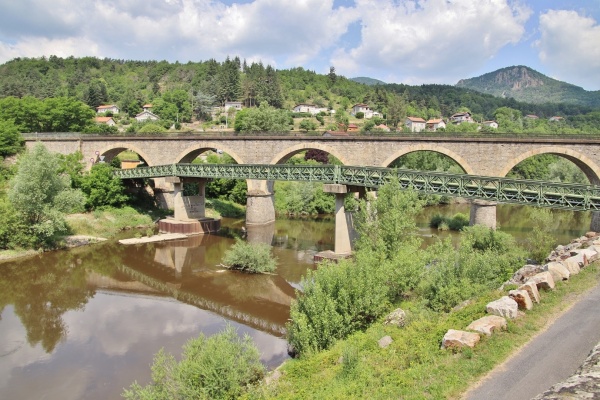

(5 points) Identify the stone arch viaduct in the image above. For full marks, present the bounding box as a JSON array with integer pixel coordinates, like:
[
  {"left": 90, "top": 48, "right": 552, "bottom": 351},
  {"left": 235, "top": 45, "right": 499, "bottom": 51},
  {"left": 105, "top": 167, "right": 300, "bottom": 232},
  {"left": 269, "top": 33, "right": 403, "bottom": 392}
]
[{"left": 25, "top": 134, "right": 600, "bottom": 252}]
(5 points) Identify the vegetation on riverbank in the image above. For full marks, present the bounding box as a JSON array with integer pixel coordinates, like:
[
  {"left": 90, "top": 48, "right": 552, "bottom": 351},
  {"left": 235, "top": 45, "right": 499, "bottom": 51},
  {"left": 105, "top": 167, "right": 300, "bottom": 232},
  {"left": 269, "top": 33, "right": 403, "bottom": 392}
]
[{"left": 222, "top": 238, "right": 277, "bottom": 274}]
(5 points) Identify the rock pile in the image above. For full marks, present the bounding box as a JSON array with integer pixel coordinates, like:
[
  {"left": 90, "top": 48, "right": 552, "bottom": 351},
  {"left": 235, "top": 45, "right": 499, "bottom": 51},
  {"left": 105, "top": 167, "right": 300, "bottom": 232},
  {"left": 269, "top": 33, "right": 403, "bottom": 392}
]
[{"left": 441, "top": 231, "right": 600, "bottom": 350}]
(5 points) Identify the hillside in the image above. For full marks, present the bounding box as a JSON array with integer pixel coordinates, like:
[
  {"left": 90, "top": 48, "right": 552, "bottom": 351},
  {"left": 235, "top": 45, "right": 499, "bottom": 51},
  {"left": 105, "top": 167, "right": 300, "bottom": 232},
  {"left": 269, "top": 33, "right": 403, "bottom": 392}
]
[
  {"left": 456, "top": 66, "right": 600, "bottom": 107},
  {"left": 350, "top": 77, "right": 386, "bottom": 86}
]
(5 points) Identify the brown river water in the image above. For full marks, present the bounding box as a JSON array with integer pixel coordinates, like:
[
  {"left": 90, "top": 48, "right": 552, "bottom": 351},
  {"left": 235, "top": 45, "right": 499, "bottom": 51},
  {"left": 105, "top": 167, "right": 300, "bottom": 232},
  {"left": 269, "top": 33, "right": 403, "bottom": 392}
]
[{"left": 0, "top": 204, "right": 591, "bottom": 399}]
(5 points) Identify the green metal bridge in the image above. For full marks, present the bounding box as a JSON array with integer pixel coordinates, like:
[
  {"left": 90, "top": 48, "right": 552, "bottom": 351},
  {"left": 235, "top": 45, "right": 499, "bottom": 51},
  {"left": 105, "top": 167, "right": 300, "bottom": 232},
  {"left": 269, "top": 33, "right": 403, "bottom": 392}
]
[{"left": 115, "top": 163, "right": 600, "bottom": 211}]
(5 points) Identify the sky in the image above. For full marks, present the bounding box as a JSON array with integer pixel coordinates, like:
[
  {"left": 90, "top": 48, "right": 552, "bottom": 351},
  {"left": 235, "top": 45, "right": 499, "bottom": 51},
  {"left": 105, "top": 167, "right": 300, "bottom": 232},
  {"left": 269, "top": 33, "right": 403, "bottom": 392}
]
[{"left": 0, "top": 0, "right": 599, "bottom": 90}]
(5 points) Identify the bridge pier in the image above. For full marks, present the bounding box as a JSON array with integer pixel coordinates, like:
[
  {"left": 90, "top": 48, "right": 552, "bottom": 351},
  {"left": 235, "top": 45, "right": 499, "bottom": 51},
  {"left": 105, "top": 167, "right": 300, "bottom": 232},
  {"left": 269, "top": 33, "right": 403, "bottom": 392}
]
[
  {"left": 591, "top": 211, "right": 600, "bottom": 233},
  {"left": 158, "top": 177, "right": 220, "bottom": 234},
  {"left": 246, "top": 179, "right": 276, "bottom": 225},
  {"left": 315, "top": 184, "right": 355, "bottom": 262},
  {"left": 469, "top": 200, "right": 497, "bottom": 229}
]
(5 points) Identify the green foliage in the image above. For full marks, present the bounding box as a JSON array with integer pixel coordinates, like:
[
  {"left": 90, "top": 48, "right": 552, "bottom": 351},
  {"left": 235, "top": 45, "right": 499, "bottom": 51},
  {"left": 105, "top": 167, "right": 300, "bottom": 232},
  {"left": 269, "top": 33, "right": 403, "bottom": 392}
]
[
  {"left": 523, "top": 208, "right": 556, "bottom": 263},
  {"left": 234, "top": 103, "right": 291, "bottom": 132},
  {"left": 222, "top": 238, "right": 277, "bottom": 273},
  {"left": 0, "top": 119, "right": 24, "bottom": 156},
  {"left": 137, "top": 123, "right": 167, "bottom": 133},
  {"left": 123, "top": 325, "right": 265, "bottom": 400},
  {"left": 274, "top": 181, "right": 334, "bottom": 215},
  {"left": 0, "top": 198, "right": 28, "bottom": 249},
  {"left": 299, "top": 118, "right": 317, "bottom": 131},
  {"left": 79, "top": 163, "right": 129, "bottom": 209},
  {"left": 430, "top": 213, "right": 469, "bottom": 231}
]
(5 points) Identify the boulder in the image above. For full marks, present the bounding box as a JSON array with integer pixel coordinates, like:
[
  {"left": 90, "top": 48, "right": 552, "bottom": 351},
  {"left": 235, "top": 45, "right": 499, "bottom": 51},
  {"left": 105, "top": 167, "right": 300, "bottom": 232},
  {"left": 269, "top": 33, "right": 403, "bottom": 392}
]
[
  {"left": 518, "top": 281, "right": 541, "bottom": 303},
  {"left": 527, "top": 271, "right": 556, "bottom": 291},
  {"left": 441, "top": 329, "right": 480, "bottom": 350},
  {"left": 566, "top": 253, "right": 587, "bottom": 268},
  {"left": 585, "top": 231, "right": 597, "bottom": 238},
  {"left": 486, "top": 296, "right": 519, "bottom": 319},
  {"left": 544, "top": 262, "right": 570, "bottom": 282},
  {"left": 510, "top": 264, "right": 544, "bottom": 284},
  {"left": 378, "top": 335, "right": 393, "bottom": 348},
  {"left": 466, "top": 315, "right": 507, "bottom": 336},
  {"left": 562, "top": 257, "right": 582, "bottom": 275},
  {"left": 509, "top": 289, "right": 534, "bottom": 310},
  {"left": 384, "top": 308, "right": 406, "bottom": 327},
  {"left": 574, "top": 248, "right": 598, "bottom": 264}
]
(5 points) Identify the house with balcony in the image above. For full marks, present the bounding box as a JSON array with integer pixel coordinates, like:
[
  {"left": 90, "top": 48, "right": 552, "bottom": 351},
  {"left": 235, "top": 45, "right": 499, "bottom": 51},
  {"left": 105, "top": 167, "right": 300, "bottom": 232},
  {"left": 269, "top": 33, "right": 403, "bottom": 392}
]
[
  {"left": 426, "top": 118, "right": 446, "bottom": 131},
  {"left": 224, "top": 101, "right": 243, "bottom": 112},
  {"left": 96, "top": 104, "right": 120, "bottom": 114},
  {"left": 405, "top": 117, "right": 426, "bottom": 132},
  {"left": 135, "top": 110, "right": 160, "bottom": 122},
  {"left": 351, "top": 103, "right": 374, "bottom": 119},
  {"left": 293, "top": 104, "right": 327, "bottom": 115},
  {"left": 482, "top": 120, "right": 499, "bottom": 129},
  {"left": 450, "top": 112, "right": 474, "bottom": 124}
]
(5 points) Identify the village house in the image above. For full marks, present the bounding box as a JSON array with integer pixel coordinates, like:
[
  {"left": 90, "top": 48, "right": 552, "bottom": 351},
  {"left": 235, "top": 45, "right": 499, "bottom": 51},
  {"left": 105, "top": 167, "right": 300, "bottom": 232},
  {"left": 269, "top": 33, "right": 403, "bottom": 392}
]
[
  {"left": 347, "top": 123, "right": 359, "bottom": 132},
  {"left": 405, "top": 117, "right": 426, "bottom": 132},
  {"left": 426, "top": 118, "right": 446, "bottom": 131},
  {"left": 351, "top": 103, "right": 374, "bottom": 119},
  {"left": 293, "top": 104, "right": 327, "bottom": 115},
  {"left": 142, "top": 104, "right": 153, "bottom": 112},
  {"left": 94, "top": 116, "right": 116, "bottom": 126},
  {"left": 549, "top": 116, "right": 564, "bottom": 122},
  {"left": 525, "top": 114, "right": 539, "bottom": 119},
  {"left": 450, "top": 112, "right": 474, "bottom": 124},
  {"left": 482, "top": 120, "right": 499, "bottom": 129},
  {"left": 96, "top": 104, "right": 120, "bottom": 114},
  {"left": 135, "top": 110, "right": 160, "bottom": 122},
  {"left": 375, "top": 124, "right": 391, "bottom": 132},
  {"left": 224, "top": 101, "right": 243, "bottom": 112}
]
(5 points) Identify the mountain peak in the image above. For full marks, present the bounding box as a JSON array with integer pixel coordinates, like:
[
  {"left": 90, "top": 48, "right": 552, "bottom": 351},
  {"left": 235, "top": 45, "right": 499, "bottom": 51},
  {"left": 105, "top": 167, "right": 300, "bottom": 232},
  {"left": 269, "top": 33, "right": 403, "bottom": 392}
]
[{"left": 456, "top": 66, "right": 600, "bottom": 106}]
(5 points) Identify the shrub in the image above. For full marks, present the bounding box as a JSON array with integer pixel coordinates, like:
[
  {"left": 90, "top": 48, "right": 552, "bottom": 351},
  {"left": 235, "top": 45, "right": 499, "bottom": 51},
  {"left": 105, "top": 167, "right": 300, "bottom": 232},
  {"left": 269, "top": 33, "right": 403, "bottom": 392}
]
[
  {"left": 448, "top": 213, "right": 469, "bottom": 231},
  {"left": 222, "top": 238, "right": 277, "bottom": 273},
  {"left": 123, "top": 325, "right": 265, "bottom": 400},
  {"left": 355, "top": 111, "right": 364, "bottom": 119},
  {"left": 523, "top": 207, "right": 556, "bottom": 264}
]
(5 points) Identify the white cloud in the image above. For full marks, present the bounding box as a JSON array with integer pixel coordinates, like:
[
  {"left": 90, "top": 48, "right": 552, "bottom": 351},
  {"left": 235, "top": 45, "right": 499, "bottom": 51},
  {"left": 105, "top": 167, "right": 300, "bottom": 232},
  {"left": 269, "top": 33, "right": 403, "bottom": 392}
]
[
  {"left": 535, "top": 10, "right": 600, "bottom": 90},
  {"left": 332, "top": 0, "right": 532, "bottom": 84},
  {"left": 0, "top": 0, "right": 360, "bottom": 67}
]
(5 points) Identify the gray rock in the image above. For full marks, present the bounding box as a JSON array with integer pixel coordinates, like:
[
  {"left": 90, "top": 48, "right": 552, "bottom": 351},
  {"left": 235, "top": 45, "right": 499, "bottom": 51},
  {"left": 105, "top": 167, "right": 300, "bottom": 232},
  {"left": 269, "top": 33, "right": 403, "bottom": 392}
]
[
  {"left": 441, "top": 329, "right": 480, "bottom": 350},
  {"left": 518, "top": 281, "right": 541, "bottom": 303},
  {"left": 527, "top": 271, "right": 556, "bottom": 291},
  {"left": 563, "top": 257, "right": 582, "bottom": 275},
  {"left": 544, "top": 262, "right": 570, "bottom": 282},
  {"left": 511, "top": 264, "right": 544, "bottom": 284},
  {"left": 384, "top": 308, "right": 406, "bottom": 327},
  {"left": 509, "top": 289, "right": 534, "bottom": 310},
  {"left": 378, "top": 336, "right": 393, "bottom": 348},
  {"left": 486, "top": 296, "right": 519, "bottom": 319},
  {"left": 466, "top": 315, "right": 507, "bottom": 336}
]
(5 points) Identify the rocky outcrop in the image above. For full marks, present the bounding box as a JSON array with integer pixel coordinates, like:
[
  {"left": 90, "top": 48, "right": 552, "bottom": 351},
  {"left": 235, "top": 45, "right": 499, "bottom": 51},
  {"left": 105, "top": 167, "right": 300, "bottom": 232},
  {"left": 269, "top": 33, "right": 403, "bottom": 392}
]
[
  {"left": 384, "top": 308, "right": 406, "bottom": 328},
  {"left": 532, "top": 342, "right": 600, "bottom": 399}
]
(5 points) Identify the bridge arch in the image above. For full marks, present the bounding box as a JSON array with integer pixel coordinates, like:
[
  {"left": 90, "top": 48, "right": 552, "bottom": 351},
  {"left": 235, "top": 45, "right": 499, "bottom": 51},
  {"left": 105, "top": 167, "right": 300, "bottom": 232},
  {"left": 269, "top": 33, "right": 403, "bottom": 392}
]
[
  {"left": 499, "top": 146, "right": 600, "bottom": 185},
  {"left": 268, "top": 143, "right": 349, "bottom": 165},
  {"left": 380, "top": 144, "right": 474, "bottom": 174},
  {"left": 97, "top": 144, "right": 155, "bottom": 166},
  {"left": 174, "top": 143, "right": 245, "bottom": 164}
]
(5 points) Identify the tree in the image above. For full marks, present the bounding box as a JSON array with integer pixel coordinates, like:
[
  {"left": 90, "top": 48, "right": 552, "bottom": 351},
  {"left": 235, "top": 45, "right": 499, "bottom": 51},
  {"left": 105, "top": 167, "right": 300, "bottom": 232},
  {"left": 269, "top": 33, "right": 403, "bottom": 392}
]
[
  {"left": 0, "top": 120, "right": 24, "bottom": 156},
  {"left": 299, "top": 119, "right": 317, "bottom": 132},
  {"left": 217, "top": 57, "right": 242, "bottom": 104},
  {"left": 328, "top": 66, "right": 337, "bottom": 87},
  {"left": 193, "top": 90, "right": 216, "bottom": 120},
  {"left": 234, "top": 103, "right": 291, "bottom": 133},
  {"left": 8, "top": 143, "right": 71, "bottom": 248},
  {"left": 79, "top": 163, "right": 129, "bottom": 209}
]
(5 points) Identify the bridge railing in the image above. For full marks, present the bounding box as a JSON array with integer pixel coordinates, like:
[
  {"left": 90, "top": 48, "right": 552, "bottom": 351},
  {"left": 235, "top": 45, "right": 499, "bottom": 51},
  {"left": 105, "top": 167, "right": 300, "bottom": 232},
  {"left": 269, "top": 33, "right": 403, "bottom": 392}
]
[{"left": 114, "top": 164, "right": 600, "bottom": 211}]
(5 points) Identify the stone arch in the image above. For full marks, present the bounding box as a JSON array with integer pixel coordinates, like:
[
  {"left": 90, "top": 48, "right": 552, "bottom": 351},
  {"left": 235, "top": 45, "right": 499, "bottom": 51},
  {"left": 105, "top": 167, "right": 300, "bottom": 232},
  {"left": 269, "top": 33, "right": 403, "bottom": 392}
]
[
  {"left": 96, "top": 143, "right": 155, "bottom": 166},
  {"left": 268, "top": 143, "right": 349, "bottom": 165},
  {"left": 380, "top": 144, "right": 474, "bottom": 174},
  {"left": 174, "top": 142, "right": 245, "bottom": 164},
  {"left": 499, "top": 146, "right": 600, "bottom": 185}
]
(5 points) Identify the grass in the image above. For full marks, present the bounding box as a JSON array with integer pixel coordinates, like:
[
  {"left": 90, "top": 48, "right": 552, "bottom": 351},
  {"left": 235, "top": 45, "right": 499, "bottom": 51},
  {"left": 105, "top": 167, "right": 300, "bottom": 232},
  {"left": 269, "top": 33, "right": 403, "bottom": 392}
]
[
  {"left": 250, "top": 263, "right": 600, "bottom": 399},
  {"left": 65, "top": 206, "right": 154, "bottom": 238},
  {"left": 206, "top": 198, "right": 246, "bottom": 218}
]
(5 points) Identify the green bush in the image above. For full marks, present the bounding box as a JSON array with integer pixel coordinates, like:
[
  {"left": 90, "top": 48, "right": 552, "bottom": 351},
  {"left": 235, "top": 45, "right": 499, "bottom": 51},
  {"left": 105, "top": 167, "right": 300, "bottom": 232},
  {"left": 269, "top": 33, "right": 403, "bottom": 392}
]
[
  {"left": 123, "top": 326, "right": 265, "bottom": 400},
  {"left": 448, "top": 213, "right": 469, "bottom": 231},
  {"left": 222, "top": 238, "right": 277, "bottom": 273}
]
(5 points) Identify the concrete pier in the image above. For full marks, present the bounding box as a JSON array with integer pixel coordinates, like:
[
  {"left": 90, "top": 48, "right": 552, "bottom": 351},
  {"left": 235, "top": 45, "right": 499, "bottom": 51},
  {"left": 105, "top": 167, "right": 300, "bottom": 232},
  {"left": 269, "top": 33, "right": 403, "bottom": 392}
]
[
  {"left": 246, "top": 191, "right": 276, "bottom": 225},
  {"left": 470, "top": 199, "right": 497, "bottom": 229},
  {"left": 315, "top": 184, "right": 354, "bottom": 262}
]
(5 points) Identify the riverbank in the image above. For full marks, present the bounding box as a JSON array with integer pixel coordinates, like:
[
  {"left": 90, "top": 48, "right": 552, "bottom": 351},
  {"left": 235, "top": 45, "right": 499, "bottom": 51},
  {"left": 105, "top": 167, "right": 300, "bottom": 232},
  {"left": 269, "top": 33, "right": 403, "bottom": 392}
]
[{"left": 251, "top": 241, "right": 600, "bottom": 399}]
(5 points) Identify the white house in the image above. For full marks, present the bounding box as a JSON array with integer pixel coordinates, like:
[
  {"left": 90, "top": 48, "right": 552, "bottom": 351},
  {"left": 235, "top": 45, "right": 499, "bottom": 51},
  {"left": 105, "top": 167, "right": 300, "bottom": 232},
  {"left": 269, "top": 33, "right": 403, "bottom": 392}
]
[
  {"left": 224, "top": 101, "right": 243, "bottom": 112},
  {"left": 351, "top": 103, "right": 374, "bottom": 119},
  {"left": 549, "top": 116, "right": 564, "bottom": 122},
  {"left": 97, "top": 104, "right": 120, "bottom": 114},
  {"left": 405, "top": 117, "right": 426, "bottom": 132},
  {"left": 426, "top": 118, "right": 446, "bottom": 131},
  {"left": 94, "top": 116, "right": 116, "bottom": 126},
  {"left": 450, "top": 112, "right": 474, "bottom": 124},
  {"left": 293, "top": 104, "right": 327, "bottom": 115},
  {"left": 482, "top": 120, "right": 499, "bottom": 129},
  {"left": 135, "top": 110, "right": 160, "bottom": 122}
]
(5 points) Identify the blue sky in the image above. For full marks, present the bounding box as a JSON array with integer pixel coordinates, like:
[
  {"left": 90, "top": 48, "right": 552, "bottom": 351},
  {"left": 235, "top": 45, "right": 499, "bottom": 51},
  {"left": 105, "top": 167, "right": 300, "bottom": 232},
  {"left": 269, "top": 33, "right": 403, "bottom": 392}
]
[{"left": 0, "top": 0, "right": 599, "bottom": 90}]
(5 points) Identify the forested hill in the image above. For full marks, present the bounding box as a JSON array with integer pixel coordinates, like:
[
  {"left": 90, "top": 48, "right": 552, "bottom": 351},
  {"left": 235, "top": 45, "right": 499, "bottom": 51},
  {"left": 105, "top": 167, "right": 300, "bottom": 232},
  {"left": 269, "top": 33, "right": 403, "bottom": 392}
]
[
  {"left": 456, "top": 66, "right": 600, "bottom": 107},
  {"left": 0, "top": 56, "right": 597, "bottom": 126}
]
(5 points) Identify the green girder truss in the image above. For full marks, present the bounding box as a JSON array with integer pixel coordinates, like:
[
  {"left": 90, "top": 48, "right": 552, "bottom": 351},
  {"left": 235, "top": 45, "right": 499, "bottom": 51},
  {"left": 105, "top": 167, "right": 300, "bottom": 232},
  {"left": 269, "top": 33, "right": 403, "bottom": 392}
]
[{"left": 114, "top": 164, "right": 600, "bottom": 211}]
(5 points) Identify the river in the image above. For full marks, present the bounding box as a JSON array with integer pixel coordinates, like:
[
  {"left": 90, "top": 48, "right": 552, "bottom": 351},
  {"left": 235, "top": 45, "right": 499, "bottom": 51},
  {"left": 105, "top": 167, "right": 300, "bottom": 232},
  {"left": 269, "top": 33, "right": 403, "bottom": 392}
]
[{"left": 0, "top": 204, "right": 592, "bottom": 399}]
